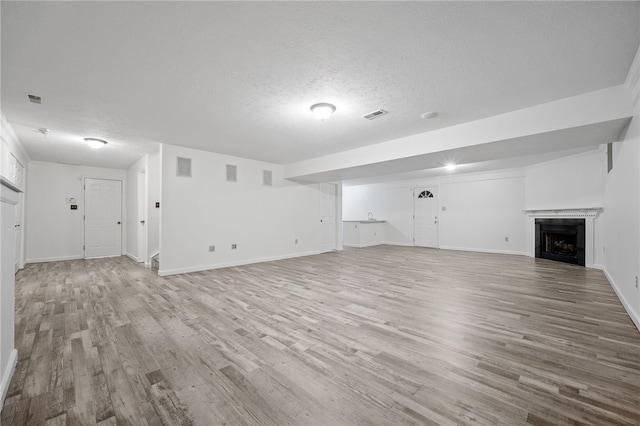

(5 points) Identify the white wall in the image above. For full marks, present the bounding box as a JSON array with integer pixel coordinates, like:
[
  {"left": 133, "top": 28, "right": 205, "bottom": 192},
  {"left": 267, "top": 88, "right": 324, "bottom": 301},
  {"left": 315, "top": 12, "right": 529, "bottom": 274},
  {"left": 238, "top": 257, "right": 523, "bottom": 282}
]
[
  {"left": 0, "top": 114, "right": 28, "bottom": 406},
  {"left": 525, "top": 150, "right": 604, "bottom": 210},
  {"left": 25, "top": 161, "right": 127, "bottom": 263},
  {"left": 439, "top": 177, "right": 526, "bottom": 254},
  {"left": 343, "top": 170, "right": 527, "bottom": 254},
  {"left": 602, "top": 45, "right": 640, "bottom": 330},
  {"left": 159, "top": 144, "right": 335, "bottom": 275}
]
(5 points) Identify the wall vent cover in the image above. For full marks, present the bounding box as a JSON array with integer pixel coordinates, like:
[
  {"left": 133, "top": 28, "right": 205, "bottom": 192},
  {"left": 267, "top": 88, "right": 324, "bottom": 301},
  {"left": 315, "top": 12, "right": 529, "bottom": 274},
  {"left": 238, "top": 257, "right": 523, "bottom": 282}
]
[
  {"left": 176, "top": 157, "right": 192, "bottom": 177},
  {"left": 263, "top": 170, "right": 272, "bottom": 186},
  {"left": 28, "top": 94, "right": 42, "bottom": 104},
  {"left": 226, "top": 164, "right": 237, "bottom": 182},
  {"left": 362, "top": 109, "right": 388, "bottom": 120}
]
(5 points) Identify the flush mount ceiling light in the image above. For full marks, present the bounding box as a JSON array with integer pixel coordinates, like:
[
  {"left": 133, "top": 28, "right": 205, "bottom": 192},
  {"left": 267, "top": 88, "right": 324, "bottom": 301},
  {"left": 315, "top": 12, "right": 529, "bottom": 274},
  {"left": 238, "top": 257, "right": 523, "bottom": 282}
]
[
  {"left": 445, "top": 163, "right": 457, "bottom": 171},
  {"left": 310, "top": 103, "right": 336, "bottom": 121},
  {"left": 84, "top": 138, "right": 108, "bottom": 149},
  {"left": 420, "top": 111, "right": 439, "bottom": 119}
]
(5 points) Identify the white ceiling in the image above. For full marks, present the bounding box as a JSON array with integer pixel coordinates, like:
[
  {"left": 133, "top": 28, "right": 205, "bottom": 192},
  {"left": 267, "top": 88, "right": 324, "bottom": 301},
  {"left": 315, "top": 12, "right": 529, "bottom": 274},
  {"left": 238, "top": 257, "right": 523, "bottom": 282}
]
[{"left": 2, "top": 1, "right": 639, "bottom": 171}]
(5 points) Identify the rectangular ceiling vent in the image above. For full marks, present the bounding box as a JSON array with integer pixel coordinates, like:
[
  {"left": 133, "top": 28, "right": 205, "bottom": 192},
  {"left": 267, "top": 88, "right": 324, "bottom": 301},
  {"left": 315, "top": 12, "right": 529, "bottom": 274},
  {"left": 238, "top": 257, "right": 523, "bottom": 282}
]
[
  {"left": 362, "top": 109, "right": 388, "bottom": 120},
  {"left": 28, "top": 94, "right": 42, "bottom": 104},
  {"left": 176, "top": 157, "right": 192, "bottom": 177}
]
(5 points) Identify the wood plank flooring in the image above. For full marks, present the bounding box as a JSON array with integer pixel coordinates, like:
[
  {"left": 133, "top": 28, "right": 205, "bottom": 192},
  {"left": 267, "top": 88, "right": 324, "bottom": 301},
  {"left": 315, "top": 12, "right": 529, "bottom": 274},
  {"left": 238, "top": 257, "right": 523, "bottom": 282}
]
[{"left": 2, "top": 246, "right": 640, "bottom": 425}]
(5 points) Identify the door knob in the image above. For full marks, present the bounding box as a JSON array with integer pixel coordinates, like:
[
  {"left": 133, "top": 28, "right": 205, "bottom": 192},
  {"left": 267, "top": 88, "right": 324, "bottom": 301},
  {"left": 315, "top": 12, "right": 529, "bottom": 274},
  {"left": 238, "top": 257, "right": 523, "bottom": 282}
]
[
  {"left": 140, "top": 220, "right": 145, "bottom": 225},
  {"left": 15, "top": 224, "right": 20, "bottom": 228},
  {"left": 117, "top": 221, "right": 121, "bottom": 225}
]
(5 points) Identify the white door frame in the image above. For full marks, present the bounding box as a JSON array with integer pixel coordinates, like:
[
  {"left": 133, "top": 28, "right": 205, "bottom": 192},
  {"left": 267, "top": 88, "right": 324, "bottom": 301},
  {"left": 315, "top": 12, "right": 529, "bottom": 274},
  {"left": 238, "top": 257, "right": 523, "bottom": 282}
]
[
  {"left": 83, "top": 177, "right": 124, "bottom": 258},
  {"left": 412, "top": 186, "right": 439, "bottom": 248},
  {"left": 319, "top": 183, "right": 338, "bottom": 252},
  {"left": 137, "top": 169, "right": 148, "bottom": 265}
]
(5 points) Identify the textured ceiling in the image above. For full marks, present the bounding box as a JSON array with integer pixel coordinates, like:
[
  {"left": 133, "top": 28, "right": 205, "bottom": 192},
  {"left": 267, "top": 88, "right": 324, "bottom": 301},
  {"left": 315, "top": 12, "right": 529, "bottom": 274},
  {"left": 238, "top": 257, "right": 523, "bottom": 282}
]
[{"left": 2, "top": 1, "right": 639, "bottom": 169}]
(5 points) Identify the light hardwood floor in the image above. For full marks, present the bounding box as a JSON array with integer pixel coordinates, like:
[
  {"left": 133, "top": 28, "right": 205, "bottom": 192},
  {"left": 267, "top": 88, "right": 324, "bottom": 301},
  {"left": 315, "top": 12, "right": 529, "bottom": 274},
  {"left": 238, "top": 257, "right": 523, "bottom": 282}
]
[{"left": 2, "top": 246, "right": 639, "bottom": 425}]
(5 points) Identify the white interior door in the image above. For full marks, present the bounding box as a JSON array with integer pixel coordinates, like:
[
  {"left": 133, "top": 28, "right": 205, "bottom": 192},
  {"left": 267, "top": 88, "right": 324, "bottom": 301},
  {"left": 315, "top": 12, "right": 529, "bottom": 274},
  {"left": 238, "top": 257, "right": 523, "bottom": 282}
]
[
  {"left": 414, "top": 187, "right": 439, "bottom": 248},
  {"left": 320, "top": 183, "right": 336, "bottom": 252},
  {"left": 84, "top": 178, "right": 122, "bottom": 258}
]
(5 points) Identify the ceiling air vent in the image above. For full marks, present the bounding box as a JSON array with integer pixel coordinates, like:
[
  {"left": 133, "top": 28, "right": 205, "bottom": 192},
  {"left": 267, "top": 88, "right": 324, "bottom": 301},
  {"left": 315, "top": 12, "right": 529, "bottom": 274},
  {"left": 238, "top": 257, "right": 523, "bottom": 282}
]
[
  {"left": 28, "top": 94, "right": 42, "bottom": 104},
  {"left": 362, "top": 109, "right": 388, "bottom": 120}
]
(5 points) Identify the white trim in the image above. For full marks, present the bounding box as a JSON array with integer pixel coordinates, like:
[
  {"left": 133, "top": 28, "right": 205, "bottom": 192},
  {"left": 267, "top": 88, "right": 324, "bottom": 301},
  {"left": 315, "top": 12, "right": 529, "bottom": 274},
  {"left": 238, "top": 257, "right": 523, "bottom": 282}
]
[
  {"left": 25, "top": 255, "right": 83, "bottom": 264},
  {"left": 603, "top": 267, "right": 640, "bottom": 333},
  {"left": 379, "top": 241, "right": 413, "bottom": 247},
  {"left": 126, "top": 252, "right": 141, "bottom": 263},
  {"left": 1, "top": 349, "right": 17, "bottom": 409},
  {"left": 158, "top": 250, "right": 321, "bottom": 276},
  {"left": 343, "top": 243, "right": 384, "bottom": 248},
  {"left": 439, "top": 246, "right": 527, "bottom": 256},
  {"left": 523, "top": 208, "right": 601, "bottom": 218}
]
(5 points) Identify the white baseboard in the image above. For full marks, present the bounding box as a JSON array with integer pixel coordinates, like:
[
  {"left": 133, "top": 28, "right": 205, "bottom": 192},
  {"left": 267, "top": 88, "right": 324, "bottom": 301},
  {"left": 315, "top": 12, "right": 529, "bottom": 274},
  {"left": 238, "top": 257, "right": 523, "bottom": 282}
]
[
  {"left": 1, "top": 349, "right": 17, "bottom": 410},
  {"left": 383, "top": 241, "right": 414, "bottom": 247},
  {"left": 439, "top": 246, "right": 527, "bottom": 256},
  {"left": 126, "top": 252, "right": 141, "bottom": 263},
  {"left": 603, "top": 267, "right": 640, "bottom": 333},
  {"left": 158, "top": 250, "right": 321, "bottom": 276},
  {"left": 25, "top": 255, "right": 83, "bottom": 264},
  {"left": 343, "top": 243, "right": 385, "bottom": 248}
]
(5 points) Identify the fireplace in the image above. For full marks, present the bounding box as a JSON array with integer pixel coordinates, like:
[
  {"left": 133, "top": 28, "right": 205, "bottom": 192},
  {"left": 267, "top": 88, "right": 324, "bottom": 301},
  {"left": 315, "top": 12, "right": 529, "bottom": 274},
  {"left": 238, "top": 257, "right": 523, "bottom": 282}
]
[{"left": 535, "top": 218, "right": 585, "bottom": 266}]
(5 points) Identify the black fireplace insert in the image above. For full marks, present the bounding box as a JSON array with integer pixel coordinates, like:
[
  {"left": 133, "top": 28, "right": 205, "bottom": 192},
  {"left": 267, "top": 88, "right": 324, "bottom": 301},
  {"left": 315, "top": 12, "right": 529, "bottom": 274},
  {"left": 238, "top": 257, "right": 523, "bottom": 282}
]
[{"left": 535, "top": 218, "right": 585, "bottom": 266}]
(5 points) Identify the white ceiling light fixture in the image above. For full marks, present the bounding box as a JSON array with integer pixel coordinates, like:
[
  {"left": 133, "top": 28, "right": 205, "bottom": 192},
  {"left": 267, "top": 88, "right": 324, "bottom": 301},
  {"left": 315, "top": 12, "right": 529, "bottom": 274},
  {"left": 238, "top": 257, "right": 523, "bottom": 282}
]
[
  {"left": 38, "top": 127, "right": 50, "bottom": 138},
  {"left": 84, "top": 138, "right": 108, "bottom": 149},
  {"left": 445, "top": 163, "right": 457, "bottom": 171},
  {"left": 420, "top": 111, "right": 439, "bottom": 120},
  {"left": 310, "top": 103, "right": 336, "bottom": 121}
]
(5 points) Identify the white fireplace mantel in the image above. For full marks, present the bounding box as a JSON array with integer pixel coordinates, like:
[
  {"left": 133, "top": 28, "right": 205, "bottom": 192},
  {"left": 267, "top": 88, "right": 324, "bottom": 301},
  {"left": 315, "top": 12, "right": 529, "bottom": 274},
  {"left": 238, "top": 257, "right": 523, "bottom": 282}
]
[
  {"left": 523, "top": 207, "right": 602, "bottom": 268},
  {"left": 523, "top": 207, "right": 602, "bottom": 218}
]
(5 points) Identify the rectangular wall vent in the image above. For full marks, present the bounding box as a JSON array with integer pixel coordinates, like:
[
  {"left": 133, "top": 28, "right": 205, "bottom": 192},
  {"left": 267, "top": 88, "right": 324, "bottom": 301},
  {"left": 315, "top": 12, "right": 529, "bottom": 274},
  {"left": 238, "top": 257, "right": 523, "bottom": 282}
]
[
  {"left": 263, "top": 170, "right": 272, "bottom": 186},
  {"left": 176, "top": 157, "right": 192, "bottom": 177},
  {"left": 226, "top": 164, "right": 237, "bottom": 182},
  {"left": 362, "top": 109, "right": 388, "bottom": 120},
  {"left": 28, "top": 94, "right": 42, "bottom": 104}
]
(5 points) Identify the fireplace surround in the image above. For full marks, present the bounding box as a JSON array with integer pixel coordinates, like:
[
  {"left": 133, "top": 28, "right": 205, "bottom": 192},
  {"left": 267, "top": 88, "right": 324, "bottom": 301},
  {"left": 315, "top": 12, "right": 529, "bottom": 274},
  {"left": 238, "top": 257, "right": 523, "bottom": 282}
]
[
  {"left": 524, "top": 208, "right": 601, "bottom": 268},
  {"left": 535, "top": 218, "right": 585, "bottom": 266}
]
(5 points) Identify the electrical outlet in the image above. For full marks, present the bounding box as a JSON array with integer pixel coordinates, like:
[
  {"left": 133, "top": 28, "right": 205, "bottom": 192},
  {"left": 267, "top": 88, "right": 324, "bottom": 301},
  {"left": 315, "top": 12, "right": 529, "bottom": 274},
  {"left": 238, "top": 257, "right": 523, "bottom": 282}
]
[
  {"left": 231, "top": 243, "right": 237, "bottom": 250},
  {"left": 505, "top": 237, "right": 509, "bottom": 242},
  {"left": 208, "top": 245, "right": 215, "bottom": 252}
]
